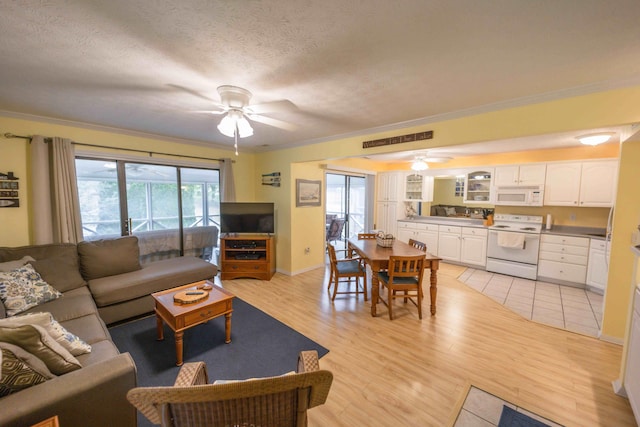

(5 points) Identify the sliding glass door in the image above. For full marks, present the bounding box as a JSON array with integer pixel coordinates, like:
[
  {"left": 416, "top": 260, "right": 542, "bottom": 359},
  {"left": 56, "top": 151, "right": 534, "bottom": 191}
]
[
  {"left": 326, "top": 173, "right": 368, "bottom": 244},
  {"left": 76, "top": 158, "right": 220, "bottom": 261}
]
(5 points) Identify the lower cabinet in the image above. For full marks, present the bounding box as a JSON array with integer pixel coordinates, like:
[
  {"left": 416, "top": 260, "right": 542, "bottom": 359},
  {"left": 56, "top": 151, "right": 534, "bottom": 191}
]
[
  {"left": 624, "top": 286, "right": 640, "bottom": 424},
  {"left": 438, "top": 225, "right": 462, "bottom": 262},
  {"left": 586, "top": 239, "right": 610, "bottom": 293},
  {"left": 461, "top": 227, "right": 488, "bottom": 267},
  {"left": 397, "top": 221, "right": 439, "bottom": 255},
  {"left": 538, "top": 234, "right": 589, "bottom": 284}
]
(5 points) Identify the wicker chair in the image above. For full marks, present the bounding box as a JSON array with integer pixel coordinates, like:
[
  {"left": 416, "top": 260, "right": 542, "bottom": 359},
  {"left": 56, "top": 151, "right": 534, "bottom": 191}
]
[
  {"left": 326, "top": 242, "right": 368, "bottom": 301},
  {"left": 127, "top": 351, "right": 333, "bottom": 427},
  {"left": 377, "top": 255, "right": 426, "bottom": 320}
]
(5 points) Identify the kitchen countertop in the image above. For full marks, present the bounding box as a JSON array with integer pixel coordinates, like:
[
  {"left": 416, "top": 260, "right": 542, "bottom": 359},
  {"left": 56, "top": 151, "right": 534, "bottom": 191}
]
[{"left": 399, "top": 217, "right": 608, "bottom": 239}]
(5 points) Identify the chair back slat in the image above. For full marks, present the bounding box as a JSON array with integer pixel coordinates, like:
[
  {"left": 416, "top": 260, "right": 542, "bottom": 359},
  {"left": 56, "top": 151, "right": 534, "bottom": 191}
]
[
  {"left": 357, "top": 233, "right": 377, "bottom": 240},
  {"left": 408, "top": 238, "right": 427, "bottom": 252},
  {"left": 388, "top": 255, "right": 425, "bottom": 279}
]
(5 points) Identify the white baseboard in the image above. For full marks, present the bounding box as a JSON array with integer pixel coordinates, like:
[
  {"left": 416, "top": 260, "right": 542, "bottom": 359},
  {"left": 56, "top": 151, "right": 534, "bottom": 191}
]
[{"left": 599, "top": 333, "right": 624, "bottom": 345}]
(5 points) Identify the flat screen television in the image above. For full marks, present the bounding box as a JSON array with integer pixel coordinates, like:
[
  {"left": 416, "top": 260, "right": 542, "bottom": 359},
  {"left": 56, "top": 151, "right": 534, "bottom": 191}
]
[{"left": 220, "top": 202, "right": 275, "bottom": 234}]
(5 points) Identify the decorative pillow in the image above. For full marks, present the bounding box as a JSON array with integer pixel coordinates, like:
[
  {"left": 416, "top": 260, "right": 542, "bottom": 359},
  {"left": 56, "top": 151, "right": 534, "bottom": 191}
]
[
  {"left": 444, "top": 207, "right": 457, "bottom": 216},
  {"left": 0, "top": 324, "right": 81, "bottom": 375},
  {"left": 77, "top": 236, "right": 142, "bottom": 280},
  {"left": 0, "top": 264, "right": 62, "bottom": 316},
  {"left": 28, "top": 256, "right": 86, "bottom": 293},
  {"left": 0, "top": 256, "right": 35, "bottom": 272},
  {"left": 0, "top": 342, "right": 56, "bottom": 397},
  {"left": 0, "top": 312, "right": 91, "bottom": 356}
]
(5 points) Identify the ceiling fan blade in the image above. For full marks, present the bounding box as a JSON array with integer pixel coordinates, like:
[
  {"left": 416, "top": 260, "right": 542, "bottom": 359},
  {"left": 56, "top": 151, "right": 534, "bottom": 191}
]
[
  {"left": 189, "top": 109, "right": 226, "bottom": 115},
  {"left": 167, "top": 84, "right": 217, "bottom": 102},
  {"left": 247, "top": 99, "right": 298, "bottom": 115},
  {"left": 247, "top": 114, "right": 298, "bottom": 131}
]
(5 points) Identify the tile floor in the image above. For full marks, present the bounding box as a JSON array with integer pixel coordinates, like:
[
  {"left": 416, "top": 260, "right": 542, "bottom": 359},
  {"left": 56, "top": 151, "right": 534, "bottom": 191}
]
[
  {"left": 458, "top": 268, "right": 603, "bottom": 338},
  {"left": 454, "top": 386, "right": 562, "bottom": 426}
]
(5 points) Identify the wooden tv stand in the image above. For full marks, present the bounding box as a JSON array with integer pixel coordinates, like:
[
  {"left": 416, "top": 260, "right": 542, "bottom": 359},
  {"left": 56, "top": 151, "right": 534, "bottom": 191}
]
[{"left": 220, "top": 235, "right": 275, "bottom": 280}]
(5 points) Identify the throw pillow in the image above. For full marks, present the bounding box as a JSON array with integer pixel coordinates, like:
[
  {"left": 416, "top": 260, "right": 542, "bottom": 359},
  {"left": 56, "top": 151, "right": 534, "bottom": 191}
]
[
  {"left": 0, "top": 264, "right": 62, "bottom": 316},
  {"left": 28, "top": 256, "right": 86, "bottom": 293},
  {"left": 0, "top": 342, "right": 56, "bottom": 397},
  {"left": 0, "top": 256, "right": 35, "bottom": 272},
  {"left": 444, "top": 207, "right": 457, "bottom": 216},
  {"left": 0, "top": 312, "right": 91, "bottom": 356},
  {"left": 435, "top": 207, "right": 447, "bottom": 217},
  {"left": 0, "top": 324, "right": 81, "bottom": 375},
  {"left": 77, "top": 236, "right": 142, "bottom": 280}
]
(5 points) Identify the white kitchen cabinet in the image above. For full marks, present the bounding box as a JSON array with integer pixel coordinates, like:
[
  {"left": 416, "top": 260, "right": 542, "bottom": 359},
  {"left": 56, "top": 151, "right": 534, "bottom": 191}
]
[
  {"left": 461, "top": 227, "right": 488, "bottom": 267},
  {"left": 438, "top": 225, "right": 462, "bottom": 262},
  {"left": 464, "top": 170, "right": 493, "bottom": 204},
  {"left": 538, "top": 234, "right": 589, "bottom": 284},
  {"left": 403, "top": 172, "right": 433, "bottom": 202},
  {"left": 376, "top": 201, "right": 401, "bottom": 237},
  {"left": 397, "top": 221, "right": 439, "bottom": 255},
  {"left": 494, "top": 164, "right": 546, "bottom": 187},
  {"left": 377, "top": 172, "right": 401, "bottom": 202},
  {"left": 586, "top": 238, "right": 611, "bottom": 293},
  {"left": 544, "top": 160, "right": 618, "bottom": 207},
  {"left": 623, "top": 250, "right": 640, "bottom": 425},
  {"left": 579, "top": 160, "right": 618, "bottom": 206}
]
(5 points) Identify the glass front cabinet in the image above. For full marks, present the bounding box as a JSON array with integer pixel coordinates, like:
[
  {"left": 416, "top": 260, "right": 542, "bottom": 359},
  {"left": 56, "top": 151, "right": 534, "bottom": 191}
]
[
  {"left": 464, "top": 170, "right": 492, "bottom": 204},
  {"left": 403, "top": 172, "right": 433, "bottom": 202}
]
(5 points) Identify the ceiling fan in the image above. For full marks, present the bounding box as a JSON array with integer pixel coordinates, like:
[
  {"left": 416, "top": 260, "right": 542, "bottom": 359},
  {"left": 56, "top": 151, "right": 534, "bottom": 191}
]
[
  {"left": 196, "top": 85, "right": 297, "bottom": 155},
  {"left": 411, "top": 151, "right": 453, "bottom": 170}
]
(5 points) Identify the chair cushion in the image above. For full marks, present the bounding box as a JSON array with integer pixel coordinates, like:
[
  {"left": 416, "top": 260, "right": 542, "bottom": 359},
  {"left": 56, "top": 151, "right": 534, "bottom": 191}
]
[
  {"left": 377, "top": 272, "right": 419, "bottom": 285},
  {"left": 336, "top": 260, "right": 364, "bottom": 275}
]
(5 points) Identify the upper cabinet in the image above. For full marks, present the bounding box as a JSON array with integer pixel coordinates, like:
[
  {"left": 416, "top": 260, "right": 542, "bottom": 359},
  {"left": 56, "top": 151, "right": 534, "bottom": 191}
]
[
  {"left": 494, "top": 164, "right": 546, "bottom": 187},
  {"left": 544, "top": 160, "right": 618, "bottom": 207},
  {"left": 403, "top": 172, "right": 434, "bottom": 202},
  {"left": 377, "top": 172, "right": 401, "bottom": 202},
  {"left": 464, "top": 170, "right": 493, "bottom": 204}
]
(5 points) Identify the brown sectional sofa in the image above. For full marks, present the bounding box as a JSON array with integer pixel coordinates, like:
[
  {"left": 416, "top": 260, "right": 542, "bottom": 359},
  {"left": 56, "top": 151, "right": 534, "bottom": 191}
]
[{"left": 0, "top": 235, "right": 218, "bottom": 427}]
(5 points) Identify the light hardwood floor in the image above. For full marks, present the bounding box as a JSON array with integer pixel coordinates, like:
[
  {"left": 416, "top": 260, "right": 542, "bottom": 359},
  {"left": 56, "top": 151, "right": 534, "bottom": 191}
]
[{"left": 216, "top": 262, "right": 635, "bottom": 426}]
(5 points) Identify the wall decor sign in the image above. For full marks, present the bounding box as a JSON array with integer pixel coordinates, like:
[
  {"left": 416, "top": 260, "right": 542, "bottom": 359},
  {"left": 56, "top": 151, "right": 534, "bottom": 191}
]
[
  {"left": 262, "top": 172, "right": 281, "bottom": 187},
  {"left": 295, "top": 179, "right": 322, "bottom": 207},
  {"left": 0, "top": 171, "right": 19, "bottom": 208},
  {"left": 362, "top": 130, "right": 433, "bottom": 149}
]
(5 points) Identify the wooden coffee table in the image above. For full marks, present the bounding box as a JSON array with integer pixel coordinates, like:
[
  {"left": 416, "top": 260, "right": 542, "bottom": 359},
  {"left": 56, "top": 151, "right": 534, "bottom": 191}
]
[{"left": 152, "top": 280, "right": 235, "bottom": 366}]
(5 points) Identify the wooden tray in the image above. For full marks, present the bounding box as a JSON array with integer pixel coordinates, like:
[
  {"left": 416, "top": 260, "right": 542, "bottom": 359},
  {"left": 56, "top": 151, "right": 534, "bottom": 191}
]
[{"left": 173, "top": 289, "right": 209, "bottom": 304}]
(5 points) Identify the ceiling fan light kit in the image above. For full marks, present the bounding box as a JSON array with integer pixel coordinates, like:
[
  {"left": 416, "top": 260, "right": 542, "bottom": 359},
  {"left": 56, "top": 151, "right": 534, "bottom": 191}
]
[
  {"left": 411, "top": 159, "right": 429, "bottom": 171},
  {"left": 576, "top": 132, "right": 614, "bottom": 146}
]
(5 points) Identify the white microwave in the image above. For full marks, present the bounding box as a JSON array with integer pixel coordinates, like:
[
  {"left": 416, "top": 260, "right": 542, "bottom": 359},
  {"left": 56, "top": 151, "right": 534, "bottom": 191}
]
[{"left": 493, "top": 185, "right": 544, "bottom": 206}]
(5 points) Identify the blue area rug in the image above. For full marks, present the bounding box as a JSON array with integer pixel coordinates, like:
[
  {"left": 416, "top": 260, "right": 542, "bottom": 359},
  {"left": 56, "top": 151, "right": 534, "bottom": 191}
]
[
  {"left": 499, "top": 405, "right": 551, "bottom": 427},
  {"left": 109, "top": 298, "right": 329, "bottom": 426}
]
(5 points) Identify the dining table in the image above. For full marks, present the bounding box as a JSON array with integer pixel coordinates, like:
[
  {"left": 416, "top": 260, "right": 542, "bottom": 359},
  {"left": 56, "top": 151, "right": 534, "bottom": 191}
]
[{"left": 347, "top": 237, "right": 442, "bottom": 317}]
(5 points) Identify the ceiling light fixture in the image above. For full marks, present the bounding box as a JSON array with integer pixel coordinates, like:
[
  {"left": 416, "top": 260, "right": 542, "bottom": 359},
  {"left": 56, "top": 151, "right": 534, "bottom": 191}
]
[
  {"left": 411, "top": 158, "right": 429, "bottom": 171},
  {"left": 576, "top": 132, "right": 614, "bottom": 146},
  {"left": 217, "top": 109, "right": 253, "bottom": 155}
]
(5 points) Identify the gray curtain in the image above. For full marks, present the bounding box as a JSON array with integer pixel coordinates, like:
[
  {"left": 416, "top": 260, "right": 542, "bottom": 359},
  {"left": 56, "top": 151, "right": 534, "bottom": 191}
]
[
  {"left": 220, "top": 158, "right": 236, "bottom": 202},
  {"left": 29, "top": 136, "right": 83, "bottom": 244}
]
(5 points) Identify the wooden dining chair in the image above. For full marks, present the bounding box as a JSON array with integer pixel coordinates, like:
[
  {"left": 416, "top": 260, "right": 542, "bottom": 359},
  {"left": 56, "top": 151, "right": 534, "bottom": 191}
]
[
  {"left": 357, "top": 233, "right": 377, "bottom": 240},
  {"left": 377, "top": 254, "right": 425, "bottom": 320},
  {"left": 326, "top": 242, "right": 368, "bottom": 301},
  {"left": 408, "top": 238, "right": 427, "bottom": 252}
]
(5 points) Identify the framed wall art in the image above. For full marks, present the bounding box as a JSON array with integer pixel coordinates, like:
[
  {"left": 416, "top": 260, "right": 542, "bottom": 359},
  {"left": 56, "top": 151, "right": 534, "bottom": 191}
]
[{"left": 295, "top": 179, "right": 321, "bottom": 207}]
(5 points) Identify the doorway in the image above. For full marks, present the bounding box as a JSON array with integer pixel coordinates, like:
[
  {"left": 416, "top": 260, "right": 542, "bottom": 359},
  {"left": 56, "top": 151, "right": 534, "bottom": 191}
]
[{"left": 325, "top": 173, "right": 371, "bottom": 248}]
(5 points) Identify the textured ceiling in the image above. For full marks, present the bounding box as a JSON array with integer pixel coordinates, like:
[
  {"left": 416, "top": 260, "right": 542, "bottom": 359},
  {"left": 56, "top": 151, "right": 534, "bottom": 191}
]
[{"left": 1, "top": 1, "right": 640, "bottom": 154}]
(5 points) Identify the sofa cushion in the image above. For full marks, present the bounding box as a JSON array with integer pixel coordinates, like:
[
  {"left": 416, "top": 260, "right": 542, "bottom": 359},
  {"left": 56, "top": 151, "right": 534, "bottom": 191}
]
[
  {"left": 0, "top": 264, "right": 63, "bottom": 316},
  {"left": 0, "top": 342, "right": 56, "bottom": 397},
  {"left": 23, "top": 286, "right": 97, "bottom": 323},
  {"left": 78, "top": 236, "right": 142, "bottom": 280},
  {"left": 29, "top": 256, "right": 86, "bottom": 293},
  {"left": 88, "top": 256, "right": 217, "bottom": 307},
  {"left": 0, "top": 324, "right": 81, "bottom": 375},
  {"left": 0, "top": 312, "right": 91, "bottom": 356},
  {"left": 0, "top": 256, "right": 35, "bottom": 272}
]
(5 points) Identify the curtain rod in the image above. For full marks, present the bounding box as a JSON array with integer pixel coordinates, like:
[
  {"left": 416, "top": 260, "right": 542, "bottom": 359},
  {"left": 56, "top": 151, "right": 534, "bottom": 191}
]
[{"left": 2, "top": 132, "right": 232, "bottom": 163}]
